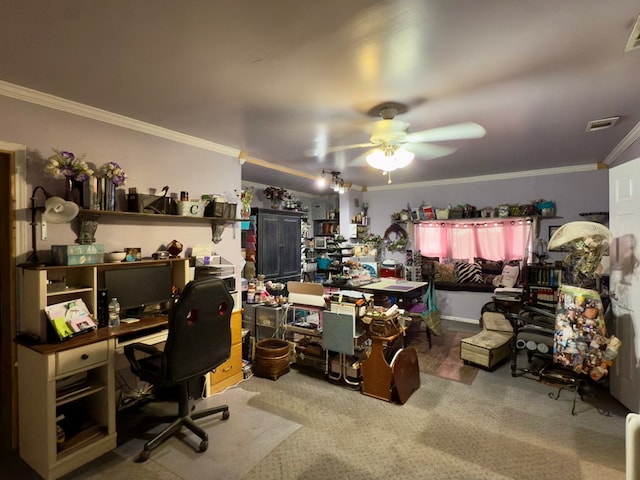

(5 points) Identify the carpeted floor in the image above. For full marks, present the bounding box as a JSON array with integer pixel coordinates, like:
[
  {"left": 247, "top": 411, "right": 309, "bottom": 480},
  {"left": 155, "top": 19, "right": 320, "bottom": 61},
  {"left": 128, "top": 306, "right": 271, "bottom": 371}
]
[
  {"left": 405, "top": 324, "right": 480, "bottom": 385},
  {"left": 10, "top": 320, "right": 629, "bottom": 480}
]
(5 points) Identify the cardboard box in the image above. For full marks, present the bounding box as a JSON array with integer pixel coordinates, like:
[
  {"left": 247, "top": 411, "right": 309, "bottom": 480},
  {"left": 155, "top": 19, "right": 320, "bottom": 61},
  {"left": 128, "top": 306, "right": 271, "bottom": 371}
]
[{"left": 51, "top": 244, "right": 105, "bottom": 266}]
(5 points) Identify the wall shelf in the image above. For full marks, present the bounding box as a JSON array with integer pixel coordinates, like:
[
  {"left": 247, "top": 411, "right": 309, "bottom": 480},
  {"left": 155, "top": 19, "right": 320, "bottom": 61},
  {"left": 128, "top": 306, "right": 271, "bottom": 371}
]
[
  {"left": 78, "top": 209, "right": 241, "bottom": 223},
  {"left": 76, "top": 209, "right": 243, "bottom": 244}
]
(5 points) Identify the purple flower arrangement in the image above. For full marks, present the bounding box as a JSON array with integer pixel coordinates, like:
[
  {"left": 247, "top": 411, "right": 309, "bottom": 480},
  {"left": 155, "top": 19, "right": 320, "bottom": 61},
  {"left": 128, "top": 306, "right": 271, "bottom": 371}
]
[
  {"left": 44, "top": 149, "right": 93, "bottom": 181},
  {"left": 98, "top": 161, "right": 127, "bottom": 186}
]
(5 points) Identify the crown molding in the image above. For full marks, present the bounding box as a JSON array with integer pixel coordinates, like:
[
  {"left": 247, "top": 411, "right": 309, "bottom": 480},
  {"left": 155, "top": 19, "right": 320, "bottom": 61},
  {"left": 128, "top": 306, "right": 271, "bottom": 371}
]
[
  {"left": 0, "top": 80, "right": 240, "bottom": 158},
  {"left": 602, "top": 120, "right": 640, "bottom": 168},
  {"left": 367, "top": 164, "right": 600, "bottom": 191}
]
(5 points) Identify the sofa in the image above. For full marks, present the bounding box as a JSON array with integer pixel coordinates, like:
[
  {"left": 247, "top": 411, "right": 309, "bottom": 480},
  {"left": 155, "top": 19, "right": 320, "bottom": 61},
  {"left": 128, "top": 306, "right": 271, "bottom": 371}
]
[{"left": 420, "top": 256, "right": 521, "bottom": 322}]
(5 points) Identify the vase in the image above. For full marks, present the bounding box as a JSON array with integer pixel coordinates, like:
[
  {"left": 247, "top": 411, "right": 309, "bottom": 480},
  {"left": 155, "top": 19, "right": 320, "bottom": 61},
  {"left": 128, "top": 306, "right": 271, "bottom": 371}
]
[
  {"left": 241, "top": 204, "right": 251, "bottom": 219},
  {"left": 97, "top": 178, "right": 116, "bottom": 211},
  {"left": 64, "top": 177, "right": 74, "bottom": 201}
]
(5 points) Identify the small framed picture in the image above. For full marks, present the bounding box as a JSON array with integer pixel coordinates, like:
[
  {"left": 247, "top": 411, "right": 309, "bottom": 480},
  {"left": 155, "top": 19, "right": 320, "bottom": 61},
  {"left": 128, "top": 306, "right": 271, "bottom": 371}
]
[
  {"left": 422, "top": 205, "right": 436, "bottom": 220},
  {"left": 314, "top": 236, "right": 327, "bottom": 249},
  {"left": 411, "top": 208, "right": 420, "bottom": 221}
]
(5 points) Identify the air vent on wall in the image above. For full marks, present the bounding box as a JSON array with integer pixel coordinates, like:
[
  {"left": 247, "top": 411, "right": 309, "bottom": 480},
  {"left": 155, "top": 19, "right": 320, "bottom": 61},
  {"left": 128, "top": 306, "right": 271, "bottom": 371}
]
[
  {"left": 586, "top": 116, "right": 620, "bottom": 132},
  {"left": 625, "top": 14, "right": 640, "bottom": 52}
]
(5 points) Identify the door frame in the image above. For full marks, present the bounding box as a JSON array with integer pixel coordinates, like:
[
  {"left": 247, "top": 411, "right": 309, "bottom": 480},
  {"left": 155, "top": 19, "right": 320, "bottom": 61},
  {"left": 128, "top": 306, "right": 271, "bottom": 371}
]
[{"left": 0, "top": 142, "right": 27, "bottom": 451}]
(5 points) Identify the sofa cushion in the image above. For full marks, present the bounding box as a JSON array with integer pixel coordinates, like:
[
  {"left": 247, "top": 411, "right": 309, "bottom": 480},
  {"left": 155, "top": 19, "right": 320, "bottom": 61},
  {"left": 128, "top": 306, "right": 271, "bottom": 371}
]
[
  {"left": 474, "top": 257, "right": 504, "bottom": 275},
  {"left": 454, "top": 262, "right": 483, "bottom": 284},
  {"left": 492, "top": 264, "right": 520, "bottom": 288},
  {"left": 434, "top": 262, "right": 456, "bottom": 283}
]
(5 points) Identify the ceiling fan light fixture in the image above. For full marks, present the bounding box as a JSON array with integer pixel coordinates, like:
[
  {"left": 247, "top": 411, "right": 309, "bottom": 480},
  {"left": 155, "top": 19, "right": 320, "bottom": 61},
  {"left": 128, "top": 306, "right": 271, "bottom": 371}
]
[{"left": 366, "top": 146, "right": 414, "bottom": 172}]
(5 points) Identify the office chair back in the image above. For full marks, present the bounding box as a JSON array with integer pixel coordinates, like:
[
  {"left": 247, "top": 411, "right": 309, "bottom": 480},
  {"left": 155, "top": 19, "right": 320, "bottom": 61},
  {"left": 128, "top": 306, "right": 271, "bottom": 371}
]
[{"left": 164, "top": 277, "right": 234, "bottom": 383}]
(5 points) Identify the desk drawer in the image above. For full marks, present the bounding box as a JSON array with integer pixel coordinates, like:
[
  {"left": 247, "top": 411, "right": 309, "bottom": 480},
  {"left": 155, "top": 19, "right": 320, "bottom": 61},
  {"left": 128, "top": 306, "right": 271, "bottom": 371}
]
[
  {"left": 56, "top": 341, "right": 108, "bottom": 376},
  {"left": 208, "top": 342, "right": 242, "bottom": 386}
]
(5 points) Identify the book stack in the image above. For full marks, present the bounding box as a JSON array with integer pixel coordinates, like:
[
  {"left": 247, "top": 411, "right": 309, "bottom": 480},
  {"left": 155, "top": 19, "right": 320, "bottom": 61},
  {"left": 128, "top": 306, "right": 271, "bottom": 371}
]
[{"left": 493, "top": 287, "right": 523, "bottom": 302}]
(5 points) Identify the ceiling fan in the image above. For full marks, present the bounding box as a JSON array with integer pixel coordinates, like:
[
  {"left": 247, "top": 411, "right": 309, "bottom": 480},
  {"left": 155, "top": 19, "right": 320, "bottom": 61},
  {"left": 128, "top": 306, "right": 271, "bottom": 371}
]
[{"left": 324, "top": 102, "right": 487, "bottom": 183}]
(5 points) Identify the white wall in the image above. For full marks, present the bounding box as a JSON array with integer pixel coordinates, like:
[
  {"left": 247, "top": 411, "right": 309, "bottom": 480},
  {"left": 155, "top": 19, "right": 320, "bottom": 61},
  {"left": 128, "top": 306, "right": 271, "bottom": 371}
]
[{"left": 0, "top": 95, "right": 241, "bottom": 266}]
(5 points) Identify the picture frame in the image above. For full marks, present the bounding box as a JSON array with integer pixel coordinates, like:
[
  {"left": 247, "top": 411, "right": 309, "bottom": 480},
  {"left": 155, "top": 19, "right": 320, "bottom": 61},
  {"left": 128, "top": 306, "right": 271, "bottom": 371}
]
[
  {"left": 314, "top": 236, "right": 327, "bottom": 249},
  {"left": 422, "top": 205, "right": 436, "bottom": 221},
  {"left": 411, "top": 208, "right": 420, "bottom": 221}
]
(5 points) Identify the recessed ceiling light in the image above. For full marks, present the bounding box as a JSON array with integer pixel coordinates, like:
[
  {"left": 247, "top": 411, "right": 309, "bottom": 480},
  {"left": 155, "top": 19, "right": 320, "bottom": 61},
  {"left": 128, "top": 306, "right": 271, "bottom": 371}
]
[{"left": 586, "top": 116, "right": 620, "bottom": 132}]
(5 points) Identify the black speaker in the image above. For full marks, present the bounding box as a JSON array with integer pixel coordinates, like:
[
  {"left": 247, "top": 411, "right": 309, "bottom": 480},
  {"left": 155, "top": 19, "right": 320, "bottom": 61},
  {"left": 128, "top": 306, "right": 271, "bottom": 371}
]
[{"left": 97, "top": 288, "right": 109, "bottom": 328}]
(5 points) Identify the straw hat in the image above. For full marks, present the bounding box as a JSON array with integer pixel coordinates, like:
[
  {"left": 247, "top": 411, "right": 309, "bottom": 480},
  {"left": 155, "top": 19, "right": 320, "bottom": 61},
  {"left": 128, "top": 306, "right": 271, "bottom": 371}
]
[{"left": 548, "top": 221, "right": 612, "bottom": 250}]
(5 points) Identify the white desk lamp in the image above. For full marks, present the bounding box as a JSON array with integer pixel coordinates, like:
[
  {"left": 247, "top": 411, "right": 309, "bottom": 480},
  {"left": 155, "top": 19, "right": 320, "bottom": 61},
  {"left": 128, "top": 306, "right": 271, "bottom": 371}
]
[{"left": 26, "top": 186, "right": 79, "bottom": 264}]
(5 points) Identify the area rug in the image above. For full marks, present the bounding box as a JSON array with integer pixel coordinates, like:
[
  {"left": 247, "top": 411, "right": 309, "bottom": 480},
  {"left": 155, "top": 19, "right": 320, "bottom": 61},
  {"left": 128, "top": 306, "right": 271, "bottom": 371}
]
[
  {"left": 108, "top": 387, "right": 301, "bottom": 480},
  {"left": 405, "top": 326, "right": 480, "bottom": 385}
]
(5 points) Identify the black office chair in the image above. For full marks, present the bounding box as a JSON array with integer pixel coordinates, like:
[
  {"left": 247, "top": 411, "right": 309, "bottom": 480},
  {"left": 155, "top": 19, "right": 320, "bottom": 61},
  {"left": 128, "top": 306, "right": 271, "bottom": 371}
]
[{"left": 124, "top": 277, "right": 234, "bottom": 461}]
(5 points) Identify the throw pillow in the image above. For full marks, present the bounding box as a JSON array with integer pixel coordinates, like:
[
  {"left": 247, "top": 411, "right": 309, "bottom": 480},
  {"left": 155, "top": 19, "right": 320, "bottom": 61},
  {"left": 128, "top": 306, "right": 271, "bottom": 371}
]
[
  {"left": 483, "top": 273, "right": 497, "bottom": 285},
  {"left": 454, "top": 262, "right": 484, "bottom": 283},
  {"left": 474, "top": 257, "right": 504, "bottom": 275},
  {"left": 420, "top": 256, "right": 440, "bottom": 279},
  {"left": 441, "top": 257, "right": 467, "bottom": 265},
  {"left": 434, "top": 262, "right": 456, "bottom": 283},
  {"left": 499, "top": 264, "right": 520, "bottom": 288}
]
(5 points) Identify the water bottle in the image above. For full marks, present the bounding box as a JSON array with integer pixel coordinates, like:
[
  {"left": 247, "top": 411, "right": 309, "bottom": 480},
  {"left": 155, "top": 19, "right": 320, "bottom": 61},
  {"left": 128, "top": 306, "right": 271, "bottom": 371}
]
[{"left": 108, "top": 298, "right": 121, "bottom": 328}]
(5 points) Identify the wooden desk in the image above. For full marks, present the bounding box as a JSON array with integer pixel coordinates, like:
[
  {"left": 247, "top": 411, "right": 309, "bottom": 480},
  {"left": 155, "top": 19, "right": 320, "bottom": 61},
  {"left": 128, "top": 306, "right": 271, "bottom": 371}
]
[
  {"left": 16, "top": 311, "right": 241, "bottom": 480},
  {"left": 23, "top": 315, "right": 169, "bottom": 355}
]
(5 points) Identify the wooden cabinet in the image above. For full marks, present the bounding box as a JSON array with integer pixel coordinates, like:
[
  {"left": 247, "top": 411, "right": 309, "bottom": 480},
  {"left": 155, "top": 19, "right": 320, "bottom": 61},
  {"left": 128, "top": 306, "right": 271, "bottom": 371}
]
[
  {"left": 252, "top": 208, "right": 304, "bottom": 283},
  {"left": 205, "top": 310, "right": 243, "bottom": 396}
]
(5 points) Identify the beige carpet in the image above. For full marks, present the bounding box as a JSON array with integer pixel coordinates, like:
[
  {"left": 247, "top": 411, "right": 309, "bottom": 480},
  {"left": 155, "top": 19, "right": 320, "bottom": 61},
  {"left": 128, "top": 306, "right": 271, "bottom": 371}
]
[
  {"left": 405, "top": 325, "right": 480, "bottom": 385},
  {"left": 65, "top": 388, "right": 301, "bottom": 480},
  {"left": 49, "top": 320, "right": 627, "bottom": 480}
]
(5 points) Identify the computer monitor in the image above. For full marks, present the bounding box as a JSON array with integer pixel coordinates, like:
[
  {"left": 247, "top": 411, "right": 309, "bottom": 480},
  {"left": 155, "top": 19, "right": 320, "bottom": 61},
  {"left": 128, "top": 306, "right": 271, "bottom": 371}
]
[{"left": 104, "top": 264, "right": 173, "bottom": 317}]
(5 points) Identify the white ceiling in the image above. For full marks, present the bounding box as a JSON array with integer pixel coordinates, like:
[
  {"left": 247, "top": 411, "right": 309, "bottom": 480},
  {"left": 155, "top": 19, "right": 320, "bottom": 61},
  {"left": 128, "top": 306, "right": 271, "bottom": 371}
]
[{"left": 2, "top": 1, "right": 640, "bottom": 194}]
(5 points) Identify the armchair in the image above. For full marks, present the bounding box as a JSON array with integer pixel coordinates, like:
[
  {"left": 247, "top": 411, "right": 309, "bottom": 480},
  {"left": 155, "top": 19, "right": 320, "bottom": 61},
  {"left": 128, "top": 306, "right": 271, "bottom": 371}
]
[{"left": 124, "top": 277, "right": 234, "bottom": 461}]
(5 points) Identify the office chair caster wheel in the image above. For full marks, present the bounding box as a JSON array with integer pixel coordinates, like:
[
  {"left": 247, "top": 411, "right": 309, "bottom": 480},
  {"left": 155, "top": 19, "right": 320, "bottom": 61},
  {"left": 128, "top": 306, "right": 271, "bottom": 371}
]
[
  {"left": 222, "top": 410, "right": 230, "bottom": 420},
  {"left": 199, "top": 440, "right": 208, "bottom": 452},
  {"left": 137, "top": 450, "right": 150, "bottom": 462}
]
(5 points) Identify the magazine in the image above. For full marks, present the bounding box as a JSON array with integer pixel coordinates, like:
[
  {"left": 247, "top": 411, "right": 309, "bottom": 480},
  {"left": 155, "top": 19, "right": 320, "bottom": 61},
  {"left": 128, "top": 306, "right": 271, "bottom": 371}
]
[{"left": 44, "top": 298, "right": 97, "bottom": 341}]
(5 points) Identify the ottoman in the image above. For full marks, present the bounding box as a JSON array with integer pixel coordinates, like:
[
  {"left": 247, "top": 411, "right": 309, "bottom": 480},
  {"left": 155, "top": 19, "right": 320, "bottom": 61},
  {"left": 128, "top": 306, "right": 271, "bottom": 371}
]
[
  {"left": 482, "top": 311, "right": 513, "bottom": 334},
  {"left": 460, "top": 330, "right": 512, "bottom": 370}
]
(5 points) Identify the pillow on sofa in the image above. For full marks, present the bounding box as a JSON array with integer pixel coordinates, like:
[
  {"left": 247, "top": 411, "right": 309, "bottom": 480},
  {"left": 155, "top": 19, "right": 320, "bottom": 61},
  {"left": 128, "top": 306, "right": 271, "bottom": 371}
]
[
  {"left": 420, "top": 256, "right": 440, "bottom": 278},
  {"left": 434, "top": 262, "right": 456, "bottom": 283},
  {"left": 474, "top": 257, "right": 504, "bottom": 275},
  {"left": 441, "top": 257, "right": 467, "bottom": 265},
  {"left": 492, "top": 264, "right": 520, "bottom": 288},
  {"left": 454, "top": 262, "right": 484, "bottom": 283}
]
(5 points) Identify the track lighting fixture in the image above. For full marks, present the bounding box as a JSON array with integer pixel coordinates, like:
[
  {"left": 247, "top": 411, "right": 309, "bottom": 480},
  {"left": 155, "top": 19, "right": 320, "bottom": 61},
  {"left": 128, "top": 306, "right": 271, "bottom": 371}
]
[{"left": 319, "top": 170, "right": 350, "bottom": 194}]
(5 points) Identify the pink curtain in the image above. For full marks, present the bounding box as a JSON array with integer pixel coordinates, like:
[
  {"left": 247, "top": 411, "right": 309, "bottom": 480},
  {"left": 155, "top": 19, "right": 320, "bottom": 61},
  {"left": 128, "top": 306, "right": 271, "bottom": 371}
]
[{"left": 415, "top": 219, "right": 532, "bottom": 262}]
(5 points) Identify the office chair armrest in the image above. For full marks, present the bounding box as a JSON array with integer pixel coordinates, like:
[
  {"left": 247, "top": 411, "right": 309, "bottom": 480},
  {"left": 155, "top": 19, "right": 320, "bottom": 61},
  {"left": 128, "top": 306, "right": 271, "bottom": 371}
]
[{"left": 124, "top": 343, "right": 161, "bottom": 375}]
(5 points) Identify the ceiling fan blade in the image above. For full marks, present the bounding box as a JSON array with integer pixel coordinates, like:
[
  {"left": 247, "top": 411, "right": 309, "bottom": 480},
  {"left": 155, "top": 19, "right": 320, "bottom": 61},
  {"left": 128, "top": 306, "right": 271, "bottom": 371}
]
[
  {"left": 347, "top": 150, "right": 374, "bottom": 167},
  {"left": 305, "top": 142, "right": 375, "bottom": 157},
  {"left": 325, "top": 142, "right": 376, "bottom": 154},
  {"left": 405, "top": 122, "right": 486, "bottom": 143},
  {"left": 403, "top": 143, "right": 457, "bottom": 159}
]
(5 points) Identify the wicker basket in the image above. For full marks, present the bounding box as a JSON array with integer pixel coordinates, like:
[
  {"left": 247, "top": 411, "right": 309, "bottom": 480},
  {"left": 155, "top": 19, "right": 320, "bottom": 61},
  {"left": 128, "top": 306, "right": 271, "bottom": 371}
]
[{"left": 253, "top": 339, "right": 291, "bottom": 380}]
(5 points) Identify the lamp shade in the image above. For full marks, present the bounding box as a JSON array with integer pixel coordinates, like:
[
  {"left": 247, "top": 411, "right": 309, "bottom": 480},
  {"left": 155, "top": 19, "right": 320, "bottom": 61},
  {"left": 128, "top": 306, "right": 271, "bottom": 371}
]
[{"left": 43, "top": 196, "right": 79, "bottom": 224}]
